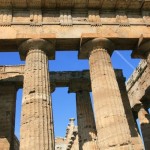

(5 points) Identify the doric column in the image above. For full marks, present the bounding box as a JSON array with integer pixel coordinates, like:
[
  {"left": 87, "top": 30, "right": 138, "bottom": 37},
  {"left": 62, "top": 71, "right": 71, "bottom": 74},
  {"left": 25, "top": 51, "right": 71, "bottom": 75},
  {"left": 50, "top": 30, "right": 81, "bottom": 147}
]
[
  {"left": 79, "top": 38, "right": 132, "bottom": 149},
  {"left": 134, "top": 104, "right": 150, "bottom": 150},
  {"left": 69, "top": 78, "right": 98, "bottom": 150},
  {"left": 0, "top": 84, "right": 17, "bottom": 150},
  {"left": 19, "top": 39, "right": 55, "bottom": 150},
  {"left": 116, "top": 70, "right": 144, "bottom": 150}
]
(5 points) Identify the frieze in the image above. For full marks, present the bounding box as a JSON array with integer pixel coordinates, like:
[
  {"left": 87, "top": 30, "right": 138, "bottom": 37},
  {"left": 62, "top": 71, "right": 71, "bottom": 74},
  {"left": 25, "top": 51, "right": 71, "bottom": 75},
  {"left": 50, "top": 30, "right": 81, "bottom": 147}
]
[
  {"left": 116, "top": 11, "right": 130, "bottom": 26},
  {"left": 43, "top": 11, "right": 59, "bottom": 23},
  {"left": 88, "top": 10, "right": 101, "bottom": 26},
  {"left": 0, "top": 0, "right": 149, "bottom": 10},
  {"left": 0, "top": 9, "right": 149, "bottom": 26},
  {"left": 60, "top": 10, "right": 72, "bottom": 26},
  {"left": 13, "top": 10, "right": 29, "bottom": 23},
  {"left": 142, "top": 11, "right": 150, "bottom": 26},
  {"left": 72, "top": 11, "right": 88, "bottom": 24},
  {"left": 0, "top": 9, "right": 12, "bottom": 26},
  {"left": 30, "top": 9, "right": 42, "bottom": 26}
]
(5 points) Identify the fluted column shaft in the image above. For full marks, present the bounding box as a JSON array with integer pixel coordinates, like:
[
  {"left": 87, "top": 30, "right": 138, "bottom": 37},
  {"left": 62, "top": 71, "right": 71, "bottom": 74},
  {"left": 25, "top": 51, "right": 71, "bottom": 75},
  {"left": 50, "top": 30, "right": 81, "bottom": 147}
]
[
  {"left": 76, "top": 91, "right": 98, "bottom": 150},
  {"left": 137, "top": 105, "right": 150, "bottom": 150},
  {"left": 0, "top": 84, "right": 17, "bottom": 150},
  {"left": 19, "top": 39, "right": 54, "bottom": 150},
  {"left": 87, "top": 40, "right": 132, "bottom": 149},
  {"left": 117, "top": 74, "right": 144, "bottom": 150}
]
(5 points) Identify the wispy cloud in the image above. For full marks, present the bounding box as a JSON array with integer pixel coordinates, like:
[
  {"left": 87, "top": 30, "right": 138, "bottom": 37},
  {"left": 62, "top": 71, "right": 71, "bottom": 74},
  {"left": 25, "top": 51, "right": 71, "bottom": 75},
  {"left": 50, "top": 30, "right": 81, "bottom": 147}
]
[{"left": 115, "top": 51, "right": 135, "bottom": 70}]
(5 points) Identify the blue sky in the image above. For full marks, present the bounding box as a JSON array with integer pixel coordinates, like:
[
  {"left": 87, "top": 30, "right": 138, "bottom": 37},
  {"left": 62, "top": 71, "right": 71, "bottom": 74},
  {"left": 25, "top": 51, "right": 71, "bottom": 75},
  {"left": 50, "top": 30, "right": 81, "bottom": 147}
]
[{"left": 0, "top": 50, "right": 141, "bottom": 139}]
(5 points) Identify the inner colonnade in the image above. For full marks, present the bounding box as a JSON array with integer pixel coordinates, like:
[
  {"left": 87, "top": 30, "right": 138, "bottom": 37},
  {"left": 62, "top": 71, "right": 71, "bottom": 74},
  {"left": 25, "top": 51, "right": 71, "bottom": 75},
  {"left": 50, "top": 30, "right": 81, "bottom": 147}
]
[
  {"left": 1, "top": 38, "right": 150, "bottom": 150},
  {"left": 0, "top": 0, "right": 150, "bottom": 149}
]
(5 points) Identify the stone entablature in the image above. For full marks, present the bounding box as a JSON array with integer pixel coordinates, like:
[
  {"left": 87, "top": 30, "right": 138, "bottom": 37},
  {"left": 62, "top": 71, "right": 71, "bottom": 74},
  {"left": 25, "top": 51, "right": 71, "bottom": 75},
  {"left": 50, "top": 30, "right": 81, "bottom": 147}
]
[
  {"left": 0, "top": 0, "right": 149, "bottom": 10},
  {"left": 0, "top": 65, "right": 125, "bottom": 88},
  {"left": 0, "top": 65, "right": 24, "bottom": 73},
  {"left": 126, "top": 59, "right": 147, "bottom": 92},
  {"left": 126, "top": 60, "right": 150, "bottom": 108},
  {"left": 0, "top": 9, "right": 149, "bottom": 26}
]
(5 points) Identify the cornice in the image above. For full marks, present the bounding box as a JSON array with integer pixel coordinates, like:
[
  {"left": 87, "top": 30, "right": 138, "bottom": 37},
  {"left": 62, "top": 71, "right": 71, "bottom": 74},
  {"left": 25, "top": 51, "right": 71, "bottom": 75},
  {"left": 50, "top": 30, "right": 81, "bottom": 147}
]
[
  {"left": 0, "top": 0, "right": 149, "bottom": 11},
  {"left": 0, "top": 9, "right": 149, "bottom": 26}
]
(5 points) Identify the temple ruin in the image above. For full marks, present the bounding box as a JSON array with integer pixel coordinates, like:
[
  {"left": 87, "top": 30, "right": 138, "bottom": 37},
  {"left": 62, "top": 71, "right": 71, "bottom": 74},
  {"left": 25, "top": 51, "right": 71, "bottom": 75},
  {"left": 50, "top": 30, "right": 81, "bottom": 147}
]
[{"left": 0, "top": 0, "right": 150, "bottom": 150}]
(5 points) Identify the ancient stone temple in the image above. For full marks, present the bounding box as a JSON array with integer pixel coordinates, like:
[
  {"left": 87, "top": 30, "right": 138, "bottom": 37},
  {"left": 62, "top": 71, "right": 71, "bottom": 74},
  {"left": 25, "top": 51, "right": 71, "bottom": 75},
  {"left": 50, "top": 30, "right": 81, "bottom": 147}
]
[{"left": 0, "top": 0, "right": 150, "bottom": 150}]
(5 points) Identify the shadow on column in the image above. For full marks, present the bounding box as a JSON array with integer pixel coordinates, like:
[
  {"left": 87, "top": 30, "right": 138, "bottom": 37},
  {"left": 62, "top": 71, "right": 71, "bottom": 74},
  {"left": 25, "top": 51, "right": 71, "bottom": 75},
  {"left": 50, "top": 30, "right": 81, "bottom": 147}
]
[
  {"left": 116, "top": 70, "right": 144, "bottom": 149},
  {"left": 0, "top": 84, "right": 19, "bottom": 150}
]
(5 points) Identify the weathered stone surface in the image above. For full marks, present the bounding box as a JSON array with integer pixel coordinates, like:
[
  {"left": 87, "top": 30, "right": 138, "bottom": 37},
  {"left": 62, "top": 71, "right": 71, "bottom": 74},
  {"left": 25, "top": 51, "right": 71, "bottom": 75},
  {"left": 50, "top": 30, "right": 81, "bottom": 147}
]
[
  {"left": 117, "top": 72, "right": 144, "bottom": 150},
  {"left": 55, "top": 119, "right": 79, "bottom": 150},
  {"left": 14, "top": 135, "right": 19, "bottom": 150},
  {"left": 76, "top": 91, "right": 98, "bottom": 150},
  {"left": 18, "top": 38, "right": 55, "bottom": 60},
  {"left": 0, "top": 84, "right": 17, "bottom": 150},
  {"left": 0, "top": 0, "right": 149, "bottom": 10},
  {"left": 55, "top": 137, "right": 67, "bottom": 150},
  {"left": 0, "top": 1, "right": 149, "bottom": 149},
  {"left": 69, "top": 78, "right": 98, "bottom": 150},
  {"left": 147, "top": 52, "right": 150, "bottom": 64},
  {"left": 132, "top": 40, "right": 150, "bottom": 59},
  {"left": 0, "top": 64, "right": 149, "bottom": 150},
  {"left": 80, "top": 38, "right": 132, "bottom": 149},
  {"left": 0, "top": 67, "right": 126, "bottom": 88},
  {"left": 19, "top": 39, "right": 55, "bottom": 150},
  {"left": 65, "top": 118, "right": 79, "bottom": 150},
  {"left": 126, "top": 60, "right": 148, "bottom": 108},
  {"left": 135, "top": 104, "right": 150, "bottom": 150}
]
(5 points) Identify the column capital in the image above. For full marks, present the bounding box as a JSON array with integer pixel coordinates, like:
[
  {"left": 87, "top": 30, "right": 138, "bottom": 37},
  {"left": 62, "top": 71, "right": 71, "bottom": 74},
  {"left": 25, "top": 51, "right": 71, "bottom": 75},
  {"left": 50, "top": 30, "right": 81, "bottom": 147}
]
[
  {"left": 79, "top": 38, "right": 114, "bottom": 59},
  {"left": 132, "top": 40, "right": 150, "bottom": 59},
  {"left": 68, "top": 78, "right": 91, "bottom": 93},
  {"left": 18, "top": 38, "right": 55, "bottom": 60}
]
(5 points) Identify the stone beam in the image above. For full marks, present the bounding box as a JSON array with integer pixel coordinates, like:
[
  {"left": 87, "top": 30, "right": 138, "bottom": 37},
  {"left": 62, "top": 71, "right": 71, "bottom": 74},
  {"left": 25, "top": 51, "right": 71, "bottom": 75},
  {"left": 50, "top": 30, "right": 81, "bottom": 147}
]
[
  {"left": 0, "top": 27, "right": 150, "bottom": 52},
  {"left": 0, "top": 0, "right": 149, "bottom": 10},
  {"left": 0, "top": 65, "right": 126, "bottom": 88},
  {"left": 0, "top": 65, "right": 24, "bottom": 88},
  {"left": 0, "top": 8, "right": 149, "bottom": 52},
  {"left": 126, "top": 60, "right": 150, "bottom": 108}
]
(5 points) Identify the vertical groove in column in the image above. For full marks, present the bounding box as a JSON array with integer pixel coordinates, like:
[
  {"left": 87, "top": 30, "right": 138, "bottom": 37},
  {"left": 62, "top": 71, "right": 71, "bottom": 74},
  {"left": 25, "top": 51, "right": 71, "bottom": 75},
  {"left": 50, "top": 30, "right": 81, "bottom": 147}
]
[
  {"left": 117, "top": 75, "right": 144, "bottom": 150},
  {"left": 20, "top": 49, "right": 54, "bottom": 150},
  {"left": 89, "top": 48, "right": 132, "bottom": 149},
  {"left": 138, "top": 106, "right": 150, "bottom": 150},
  {"left": 76, "top": 91, "right": 98, "bottom": 150}
]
